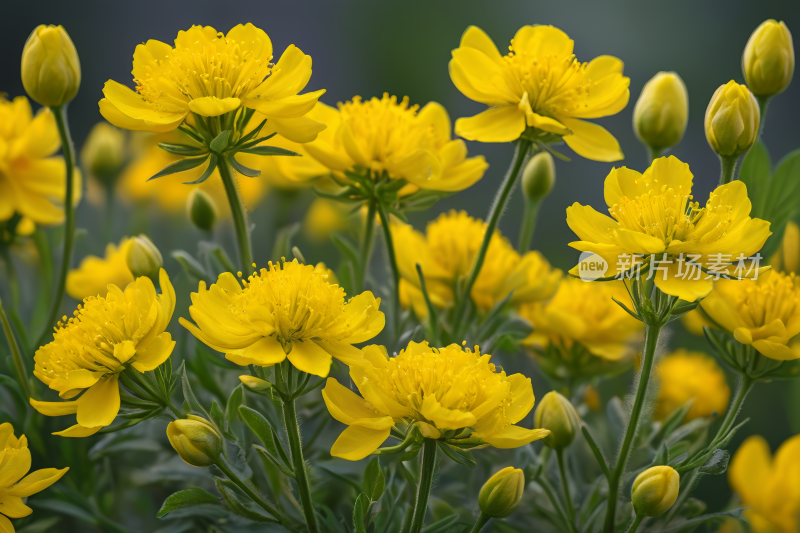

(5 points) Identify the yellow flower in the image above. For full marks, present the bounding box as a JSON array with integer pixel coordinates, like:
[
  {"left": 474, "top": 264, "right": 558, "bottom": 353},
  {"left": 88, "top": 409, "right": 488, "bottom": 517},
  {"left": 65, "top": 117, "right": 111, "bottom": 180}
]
[
  {"left": 180, "top": 259, "right": 383, "bottom": 377},
  {"left": 770, "top": 221, "right": 800, "bottom": 275},
  {"left": 99, "top": 24, "right": 325, "bottom": 142},
  {"left": 166, "top": 416, "right": 223, "bottom": 467},
  {"left": 700, "top": 270, "right": 800, "bottom": 361},
  {"left": 743, "top": 20, "right": 795, "bottom": 98},
  {"left": 566, "top": 156, "right": 771, "bottom": 302},
  {"left": 66, "top": 237, "right": 135, "bottom": 300},
  {"left": 30, "top": 269, "right": 176, "bottom": 437},
  {"left": 449, "top": 25, "right": 629, "bottom": 161},
  {"left": 303, "top": 198, "right": 352, "bottom": 242},
  {"left": 392, "top": 210, "right": 562, "bottom": 318},
  {"left": 679, "top": 308, "right": 715, "bottom": 336},
  {"left": 321, "top": 341, "right": 549, "bottom": 460},
  {"left": 293, "top": 95, "right": 488, "bottom": 192},
  {"left": 0, "top": 96, "right": 82, "bottom": 225},
  {"left": 0, "top": 423, "right": 69, "bottom": 533},
  {"left": 518, "top": 278, "right": 643, "bottom": 362},
  {"left": 729, "top": 434, "right": 800, "bottom": 533},
  {"left": 654, "top": 349, "right": 730, "bottom": 421},
  {"left": 21, "top": 25, "right": 81, "bottom": 108}
]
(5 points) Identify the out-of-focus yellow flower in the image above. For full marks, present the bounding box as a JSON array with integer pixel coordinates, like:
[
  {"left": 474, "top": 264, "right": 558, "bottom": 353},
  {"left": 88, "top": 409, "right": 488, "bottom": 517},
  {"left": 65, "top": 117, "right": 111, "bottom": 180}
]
[
  {"left": 533, "top": 391, "right": 581, "bottom": 450},
  {"left": 303, "top": 198, "right": 351, "bottom": 242},
  {"left": 166, "top": 416, "right": 222, "bottom": 467},
  {"left": 705, "top": 81, "right": 760, "bottom": 158},
  {"left": 0, "top": 423, "right": 69, "bottom": 532},
  {"left": 729, "top": 434, "right": 800, "bottom": 533},
  {"left": 293, "top": 95, "right": 488, "bottom": 192},
  {"left": 770, "top": 221, "right": 800, "bottom": 275},
  {"left": 66, "top": 237, "right": 134, "bottom": 300},
  {"left": 654, "top": 349, "right": 730, "bottom": 421},
  {"left": 0, "top": 96, "right": 82, "bottom": 225},
  {"left": 21, "top": 25, "right": 80, "bottom": 108},
  {"left": 449, "top": 25, "right": 629, "bottom": 161},
  {"left": 631, "top": 466, "right": 680, "bottom": 517},
  {"left": 700, "top": 270, "right": 800, "bottom": 361},
  {"left": 180, "top": 259, "right": 383, "bottom": 377},
  {"left": 30, "top": 270, "right": 176, "bottom": 437},
  {"left": 679, "top": 308, "right": 716, "bottom": 336},
  {"left": 99, "top": 24, "right": 325, "bottom": 142},
  {"left": 478, "top": 467, "right": 525, "bottom": 519},
  {"left": 633, "top": 72, "right": 689, "bottom": 152},
  {"left": 392, "top": 210, "right": 562, "bottom": 318},
  {"left": 80, "top": 122, "right": 126, "bottom": 183},
  {"left": 743, "top": 20, "right": 794, "bottom": 98},
  {"left": 519, "top": 278, "right": 643, "bottom": 362},
  {"left": 566, "top": 156, "right": 771, "bottom": 302},
  {"left": 322, "top": 341, "right": 549, "bottom": 460}
]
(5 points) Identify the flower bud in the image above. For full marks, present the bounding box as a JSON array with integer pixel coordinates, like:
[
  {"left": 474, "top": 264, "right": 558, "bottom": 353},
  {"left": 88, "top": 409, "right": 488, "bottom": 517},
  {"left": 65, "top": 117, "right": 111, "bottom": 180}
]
[
  {"left": 743, "top": 20, "right": 794, "bottom": 98},
  {"left": 187, "top": 189, "right": 218, "bottom": 232},
  {"left": 81, "top": 122, "right": 125, "bottom": 183},
  {"left": 631, "top": 466, "right": 680, "bottom": 517},
  {"left": 478, "top": 467, "right": 525, "bottom": 518},
  {"left": 239, "top": 375, "right": 272, "bottom": 393},
  {"left": 533, "top": 391, "right": 581, "bottom": 450},
  {"left": 21, "top": 25, "right": 81, "bottom": 107},
  {"left": 166, "top": 415, "right": 222, "bottom": 467},
  {"left": 705, "top": 81, "right": 760, "bottom": 158},
  {"left": 521, "top": 151, "right": 555, "bottom": 203},
  {"left": 126, "top": 234, "right": 163, "bottom": 279},
  {"left": 633, "top": 72, "right": 689, "bottom": 151}
]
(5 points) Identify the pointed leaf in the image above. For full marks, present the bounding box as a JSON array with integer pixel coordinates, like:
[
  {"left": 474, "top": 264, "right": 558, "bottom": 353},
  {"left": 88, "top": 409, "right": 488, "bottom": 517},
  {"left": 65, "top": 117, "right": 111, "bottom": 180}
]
[
  {"left": 158, "top": 143, "right": 207, "bottom": 156},
  {"left": 209, "top": 130, "right": 232, "bottom": 153},
  {"left": 183, "top": 153, "right": 218, "bottom": 184},
  {"left": 353, "top": 492, "right": 370, "bottom": 533},
  {"left": 227, "top": 155, "right": 261, "bottom": 177},
  {"left": 699, "top": 449, "right": 730, "bottom": 475},
  {"left": 148, "top": 155, "right": 209, "bottom": 181},
  {"left": 214, "top": 478, "right": 278, "bottom": 523},
  {"left": 156, "top": 488, "right": 220, "bottom": 519},
  {"left": 226, "top": 385, "right": 244, "bottom": 423},
  {"left": 362, "top": 458, "right": 385, "bottom": 501},
  {"left": 239, "top": 145, "right": 299, "bottom": 157}
]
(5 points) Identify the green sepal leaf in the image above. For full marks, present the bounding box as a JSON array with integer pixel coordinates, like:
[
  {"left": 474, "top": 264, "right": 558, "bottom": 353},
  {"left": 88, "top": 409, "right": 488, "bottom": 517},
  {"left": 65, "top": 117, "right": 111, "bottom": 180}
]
[
  {"left": 156, "top": 488, "right": 220, "bottom": 519},
  {"left": 158, "top": 142, "right": 207, "bottom": 156},
  {"left": 234, "top": 119, "right": 267, "bottom": 147},
  {"left": 213, "top": 478, "right": 278, "bottom": 523},
  {"left": 235, "top": 132, "right": 278, "bottom": 152},
  {"left": 437, "top": 441, "right": 477, "bottom": 468},
  {"left": 209, "top": 130, "right": 232, "bottom": 153},
  {"left": 227, "top": 155, "right": 261, "bottom": 177},
  {"left": 171, "top": 250, "right": 209, "bottom": 281},
  {"left": 698, "top": 449, "right": 730, "bottom": 475},
  {"left": 225, "top": 385, "right": 244, "bottom": 423},
  {"left": 147, "top": 155, "right": 209, "bottom": 181},
  {"left": 178, "top": 124, "right": 206, "bottom": 145},
  {"left": 183, "top": 153, "right": 218, "bottom": 184},
  {"left": 239, "top": 145, "right": 300, "bottom": 157}
]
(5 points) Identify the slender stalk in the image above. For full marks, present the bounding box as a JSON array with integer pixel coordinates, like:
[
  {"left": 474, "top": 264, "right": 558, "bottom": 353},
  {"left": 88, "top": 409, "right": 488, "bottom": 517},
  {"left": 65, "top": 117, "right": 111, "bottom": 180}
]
[
  {"left": 469, "top": 511, "right": 491, "bottom": 533},
  {"left": 126, "top": 369, "right": 182, "bottom": 419},
  {"left": 625, "top": 514, "right": 645, "bottom": 533},
  {"left": 105, "top": 182, "right": 115, "bottom": 243},
  {"left": 282, "top": 395, "right": 318, "bottom": 532},
  {"left": 376, "top": 200, "right": 401, "bottom": 340},
  {"left": 218, "top": 158, "right": 254, "bottom": 276},
  {"left": 538, "top": 474, "right": 577, "bottom": 533},
  {"left": 517, "top": 199, "right": 540, "bottom": 254},
  {"left": 556, "top": 448, "right": 576, "bottom": 524},
  {"left": 711, "top": 374, "right": 753, "bottom": 445},
  {"left": 453, "top": 139, "right": 531, "bottom": 334},
  {"left": 719, "top": 155, "right": 739, "bottom": 185},
  {"left": 215, "top": 459, "right": 289, "bottom": 526},
  {"left": 756, "top": 95, "right": 770, "bottom": 138},
  {"left": 37, "top": 104, "right": 77, "bottom": 349},
  {"left": 647, "top": 146, "right": 663, "bottom": 162},
  {"left": 0, "top": 293, "right": 31, "bottom": 399},
  {"left": 408, "top": 439, "right": 438, "bottom": 533},
  {"left": 1, "top": 248, "right": 20, "bottom": 309},
  {"left": 603, "top": 323, "right": 662, "bottom": 533},
  {"left": 357, "top": 199, "right": 377, "bottom": 292}
]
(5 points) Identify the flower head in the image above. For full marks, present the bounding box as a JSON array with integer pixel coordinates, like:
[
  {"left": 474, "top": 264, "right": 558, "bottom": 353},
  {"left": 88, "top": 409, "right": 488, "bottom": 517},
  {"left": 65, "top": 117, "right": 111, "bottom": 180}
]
[
  {"left": 180, "top": 259, "right": 383, "bottom": 377},
  {"left": 21, "top": 25, "right": 81, "bottom": 108},
  {"left": 633, "top": 72, "right": 689, "bottom": 152},
  {"left": 729, "top": 434, "right": 800, "bottom": 533},
  {"left": 0, "top": 96, "right": 82, "bottom": 225},
  {"left": 743, "top": 20, "right": 794, "bottom": 98},
  {"left": 654, "top": 349, "right": 730, "bottom": 421},
  {"left": 479, "top": 467, "right": 525, "bottom": 519},
  {"left": 99, "top": 24, "right": 325, "bottom": 142},
  {"left": 167, "top": 415, "right": 223, "bottom": 467},
  {"left": 705, "top": 81, "right": 760, "bottom": 158},
  {"left": 66, "top": 237, "right": 135, "bottom": 300},
  {"left": 30, "top": 269, "right": 176, "bottom": 437},
  {"left": 770, "top": 220, "right": 800, "bottom": 275},
  {"left": 0, "top": 423, "right": 69, "bottom": 532},
  {"left": 533, "top": 391, "right": 581, "bottom": 450},
  {"left": 701, "top": 270, "right": 800, "bottom": 361},
  {"left": 322, "top": 341, "right": 549, "bottom": 460},
  {"left": 81, "top": 122, "right": 126, "bottom": 183},
  {"left": 631, "top": 466, "right": 680, "bottom": 517},
  {"left": 449, "top": 25, "right": 629, "bottom": 161},
  {"left": 566, "top": 156, "right": 771, "bottom": 302}
]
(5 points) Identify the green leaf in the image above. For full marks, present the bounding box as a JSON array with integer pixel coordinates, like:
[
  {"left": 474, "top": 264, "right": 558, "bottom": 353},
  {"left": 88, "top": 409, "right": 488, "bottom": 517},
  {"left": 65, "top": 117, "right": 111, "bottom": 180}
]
[
  {"left": 227, "top": 155, "right": 261, "bottom": 177},
  {"left": 178, "top": 124, "right": 206, "bottom": 144},
  {"left": 213, "top": 478, "right": 278, "bottom": 523},
  {"left": 239, "top": 406, "right": 279, "bottom": 455},
  {"left": 424, "top": 514, "right": 461, "bottom": 533},
  {"left": 352, "top": 492, "right": 370, "bottom": 533},
  {"left": 183, "top": 153, "right": 218, "bottom": 184},
  {"left": 234, "top": 119, "right": 267, "bottom": 147},
  {"left": 270, "top": 224, "right": 301, "bottom": 263},
  {"left": 362, "top": 457, "right": 385, "bottom": 501},
  {"left": 239, "top": 145, "right": 300, "bottom": 157},
  {"left": 210, "top": 400, "right": 226, "bottom": 432},
  {"left": 209, "top": 130, "right": 231, "bottom": 153},
  {"left": 226, "top": 385, "right": 244, "bottom": 423},
  {"left": 156, "top": 488, "right": 220, "bottom": 519},
  {"left": 171, "top": 250, "right": 209, "bottom": 281},
  {"left": 699, "top": 449, "right": 730, "bottom": 475},
  {"left": 15, "top": 517, "right": 61, "bottom": 533},
  {"left": 158, "top": 143, "right": 207, "bottom": 156},
  {"left": 147, "top": 155, "right": 210, "bottom": 181},
  {"left": 581, "top": 424, "right": 611, "bottom": 479},
  {"left": 235, "top": 133, "right": 278, "bottom": 152},
  {"left": 437, "top": 442, "right": 477, "bottom": 468},
  {"left": 659, "top": 509, "right": 746, "bottom": 532},
  {"left": 181, "top": 365, "right": 211, "bottom": 420},
  {"left": 761, "top": 148, "right": 800, "bottom": 258},
  {"left": 319, "top": 467, "right": 363, "bottom": 493},
  {"left": 740, "top": 140, "right": 771, "bottom": 218}
]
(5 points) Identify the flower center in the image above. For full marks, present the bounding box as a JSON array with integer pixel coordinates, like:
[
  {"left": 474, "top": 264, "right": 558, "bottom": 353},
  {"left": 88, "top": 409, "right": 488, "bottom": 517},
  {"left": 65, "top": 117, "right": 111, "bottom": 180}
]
[
  {"left": 740, "top": 272, "right": 799, "bottom": 327},
  {"left": 609, "top": 184, "right": 699, "bottom": 246}
]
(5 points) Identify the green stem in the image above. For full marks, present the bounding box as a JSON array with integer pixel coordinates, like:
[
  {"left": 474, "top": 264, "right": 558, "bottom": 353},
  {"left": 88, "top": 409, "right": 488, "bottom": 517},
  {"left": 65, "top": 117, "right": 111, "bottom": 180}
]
[
  {"left": 218, "top": 158, "right": 254, "bottom": 276},
  {"left": 357, "top": 199, "right": 377, "bottom": 292},
  {"left": 215, "top": 459, "right": 290, "bottom": 527},
  {"left": 469, "top": 511, "right": 491, "bottom": 533},
  {"left": 626, "top": 514, "right": 645, "bottom": 533},
  {"left": 603, "top": 323, "right": 662, "bottom": 533},
  {"left": 408, "top": 439, "right": 438, "bottom": 533},
  {"left": 376, "top": 200, "right": 401, "bottom": 340},
  {"left": 1, "top": 248, "right": 20, "bottom": 310},
  {"left": 756, "top": 95, "right": 770, "bottom": 139},
  {"left": 538, "top": 474, "right": 577, "bottom": 533},
  {"left": 647, "top": 146, "right": 663, "bottom": 162},
  {"left": 126, "top": 369, "right": 182, "bottom": 419},
  {"left": 556, "top": 448, "right": 576, "bottom": 524},
  {"left": 517, "top": 199, "right": 540, "bottom": 254},
  {"left": 0, "top": 293, "right": 31, "bottom": 399},
  {"left": 712, "top": 374, "right": 754, "bottom": 446},
  {"left": 37, "top": 104, "right": 77, "bottom": 349},
  {"left": 105, "top": 182, "right": 115, "bottom": 243},
  {"left": 453, "top": 139, "right": 531, "bottom": 335},
  {"left": 719, "top": 155, "right": 739, "bottom": 185},
  {"left": 282, "top": 394, "right": 318, "bottom": 532}
]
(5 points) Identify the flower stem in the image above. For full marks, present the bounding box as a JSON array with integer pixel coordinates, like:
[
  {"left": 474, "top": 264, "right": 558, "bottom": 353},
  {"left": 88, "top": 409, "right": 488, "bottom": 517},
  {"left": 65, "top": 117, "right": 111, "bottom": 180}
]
[
  {"left": 453, "top": 139, "right": 531, "bottom": 335},
  {"left": 626, "top": 514, "right": 645, "bottom": 533},
  {"left": 218, "top": 158, "right": 254, "bottom": 276},
  {"left": 517, "top": 199, "right": 540, "bottom": 254},
  {"left": 556, "top": 448, "right": 576, "bottom": 524},
  {"left": 538, "top": 473, "right": 577, "bottom": 533},
  {"left": 603, "top": 323, "right": 662, "bottom": 533},
  {"left": 468, "top": 511, "right": 491, "bottom": 533},
  {"left": 711, "top": 374, "right": 754, "bottom": 446},
  {"left": 357, "top": 199, "right": 377, "bottom": 292},
  {"left": 719, "top": 155, "right": 739, "bottom": 185},
  {"left": 647, "top": 146, "right": 663, "bottom": 162},
  {"left": 376, "top": 200, "right": 401, "bottom": 340},
  {"left": 282, "top": 394, "right": 318, "bottom": 532},
  {"left": 37, "top": 104, "right": 77, "bottom": 349},
  {"left": 408, "top": 439, "right": 438, "bottom": 533},
  {"left": 215, "top": 458, "right": 290, "bottom": 527},
  {"left": 0, "top": 293, "right": 31, "bottom": 399},
  {"left": 756, "top": 95, "right": 770, "bottom": 139}
]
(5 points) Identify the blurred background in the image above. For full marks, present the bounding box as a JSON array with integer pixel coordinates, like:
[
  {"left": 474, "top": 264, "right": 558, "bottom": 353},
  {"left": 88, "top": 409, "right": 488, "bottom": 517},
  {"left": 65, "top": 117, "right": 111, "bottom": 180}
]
[{"left": 2, "top": 0, "right": 800, "bottom": 529}]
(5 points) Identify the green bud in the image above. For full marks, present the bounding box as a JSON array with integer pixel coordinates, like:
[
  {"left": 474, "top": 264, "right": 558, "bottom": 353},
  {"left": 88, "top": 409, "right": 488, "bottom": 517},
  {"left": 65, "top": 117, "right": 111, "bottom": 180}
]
[
  {"left": 126, "top": 234, "right": 163, "bottom": 279},
  {"left": 187, "top": 189, "right": 218, "bottom": 231},
  {"left": 743, "top": 20, "right": 794, "bottom": 98},
  {"left": 21, "top": 25, "right": 81, "bottom": 107},
  {"left": 478, "top": 467, "right": 525, "bottom": 518},
  {"left": 166, "top": 415, "right": 222, "bottom": 467},
  {"left": 631, "top": 466, "right": 680, "bottom": 517},
  {"left": 704, "top": 81, "right": 760, "bottom": 158},
  {"left": 81, "top": 122, "right": 126, "bottom": 183},
  {"left": 633, "top": 72, "right": 689, "bottom": 151},
  {"left": 521, "top": 151, "right": 555, "bottom": 203},
  {"left": 239, "top": 375, "right": 272, "bottom": 393},
  {"left": 533, "top": 391, "right": 581, "bottom": 450}
]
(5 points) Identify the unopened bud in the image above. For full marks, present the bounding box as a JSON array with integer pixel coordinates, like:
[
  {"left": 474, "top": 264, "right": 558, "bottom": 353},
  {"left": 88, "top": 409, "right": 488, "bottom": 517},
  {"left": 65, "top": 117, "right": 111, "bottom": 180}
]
[
  {"left": 81, "top": 122, "right": 125, "bottom": 182},
  {"left": 633, "top": 72, "right": 689, "bottom": 151},
  {"left": 705, "top": 81, "right": 760, "bottom": 158},
  {"left": 166, "top": 415, "right": 222, "bottom": 467},
  {"left": 521, "top": 151, "right": 555, "bottom": 203},
  {"left": 533, "top": 391, "right": 581, "bottom": 450},
  {"left": 631, "top": 466, "right": 680, "bottom": 517},
  {"left": 21, "top": 25, "right": 81, "bottom": 107},
  {"left": 126, "top": 234, "right": 163, "bottom": 279},
  {"left": 743, "top": 20, "right": 794, "bottom": 98},
  {"left": 187, "top": 189, "right": 217, "bottom": 232},
  {"left": 479, "top": 467, "right": 524, "bottom": 518},
  {"left": 239, "top": 375, "right": 272, "bottom": 393}
]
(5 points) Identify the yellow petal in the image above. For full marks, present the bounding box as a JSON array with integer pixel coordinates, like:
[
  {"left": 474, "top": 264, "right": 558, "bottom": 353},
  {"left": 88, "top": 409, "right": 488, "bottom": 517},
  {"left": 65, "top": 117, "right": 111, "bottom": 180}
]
[
  {"left": 188, "top": 96, "right": 241, "bottom": 117},
  {"left": 76, "top": 375, "right": 120, "bottom": 428},
  {"left": 131, "top": 332, "right": 175, "bottom": 372},
  {"left": 0, "top": 494, "right": 31, "bottom": 519},
  {"left": 330, "top": 425, "right": 391, "bottom": 461},
  {"left": 225, "top": 335, "right": 287, "bottom": 367},
  {"left": 322, "top": 378, "right": 393, "bottom": 429},
  {"left": 455, "top": 106, "right": 526, "bottom": 143},
  {"left": 48, "top": 368, "right": 103, "bottom": 393},
  {"left": 102, "top": 80, "right": 187, "bottom": 125},
  {"left": 434, "top": 156, "right": 488, "bottom": 192},
  {"left": 653, "top": 262, "right": 713, "bottom": 302},
  {"left": 566, "top": 203, "right": 619, "bottom": 244},
  {"left": 420, "top": 395, "right": 476, "bottom": 430},
  {"left": 526, "top": 110, "right": 570, "bottom": 135},
  {"left": 506, "top": 374, "right": 535, "bottom": 424},
  {"left": 416, "top": 102, "right": 452, "bottom": 146},
  {"left": 0, "top": 514, "right": 14, "bottom": 533},
  {"left": 52, "top": 424, "right": 103, "bottom": 438},
  {"left": 251, "top": 44, "right": 311, "bottom": 100},
  {"left": 14, "top": 107, "right": 60, "bottom": 159},
  {"left": 225, "top": 23, "right": 273, "bottom": 65},
  {"left": 29, "top": 399, "right": 79, "bottom": 416},
  {"left": 270, "top": 116, "right": 327, "bottom": 143},
  {"left": 459, "top": 26, "right": 504, "bottom": 64},
  {"left": 481, "top": 425, "right": 551, "bottom": 449},
  {"left": 99, "top": 98, "right": 184, "bottom": 133},
  {"left": 752, "top": 339, "right": 800, "bottom": 361},
  {"left": 512, "top": 25, "right": 574, "bottom": 59},
  {"left": 286, "top": 339, "right": 332, "bottom": 377},
  {"left": 0, "top": 445, "right": 31, "bottom": 487},
  {"left": 560, "top": 118, "right": 624, "bottom": 162},
  {"left": 9, "top": 467, "right": 69, "bottom": 497},
  {"left": 243, "top": 89, "right": 326, "bottom": 119},
  {"left": 340, "top": 292, "right": 385, "bottom": 344},
  {"left": 729, "top": 435, "right": 772, "bottom": 507},
  {"left": 387, "top": 149, "right": 442, "bottom": 188}
]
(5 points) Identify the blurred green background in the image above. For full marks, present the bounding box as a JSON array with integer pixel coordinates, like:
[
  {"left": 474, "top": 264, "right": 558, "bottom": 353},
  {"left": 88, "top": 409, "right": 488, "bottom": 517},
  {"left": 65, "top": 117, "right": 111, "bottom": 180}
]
[{"left": 2, "top": 0, "right": 800, "bottom": 529}]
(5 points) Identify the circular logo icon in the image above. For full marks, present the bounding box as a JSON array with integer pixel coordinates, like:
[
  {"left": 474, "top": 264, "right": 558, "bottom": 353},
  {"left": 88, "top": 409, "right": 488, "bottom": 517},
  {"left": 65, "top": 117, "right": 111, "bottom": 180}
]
[{"left": 577, "top": 252, "right": 609, "bottom": 281}]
